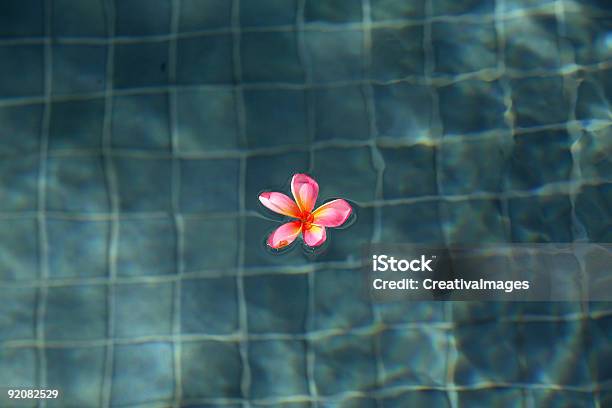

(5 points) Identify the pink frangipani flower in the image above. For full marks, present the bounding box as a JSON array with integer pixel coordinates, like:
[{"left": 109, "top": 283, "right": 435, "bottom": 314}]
[{"left": 259, "top": 174, "right": 352, "bottom": 249}]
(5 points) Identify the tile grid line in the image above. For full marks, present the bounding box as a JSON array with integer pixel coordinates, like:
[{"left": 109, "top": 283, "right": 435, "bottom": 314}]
[
  {"left": 231, "top": 0, "right": 252, "bottom": 406},
  {"left": 295, "top": 0, "right": 320, "bottom": 405},
  {"left": 168, "top": 0, "right": 184, "bottom": 406},
  {"left": 35, "top": 1, "right": 53, "bottom": 406},
  {"left": 361, "top": 0, "right": 388, "bottom": 406},
  {"left": 100, "top": 0, "right": 119, "bottom": 406}
]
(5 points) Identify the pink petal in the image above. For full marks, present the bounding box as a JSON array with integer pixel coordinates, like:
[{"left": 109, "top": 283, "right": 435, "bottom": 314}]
[
  {"left": 291, "top": 174, "right": 319, "bottom": 213},
  {"left": 312, "top": 199, "right": 352, "bottom": 227},
  {"left": 267, "top": 221, "right": 302, "bottom": 249},
  {"left": 302, "top": 225, "right": 326, "bottom": 247},
  {"left": 259, "top": 192, "right": 300, "bottom": 218}
]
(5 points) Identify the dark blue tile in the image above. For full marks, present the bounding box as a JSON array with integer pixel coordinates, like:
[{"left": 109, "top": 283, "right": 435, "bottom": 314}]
[
  {"left": 370, "top": 0, "right": 424, "bottom": 20},
  {"left": 244, "top": 89, "right": 308, "bottom": 148},
  {"left": 52, "top": 0, "right": 107, "bottom": 37},
  {"left": 305, "top": 30, "right": 363, "bottom": 83},
  {"left": 0, "top": 287, "right": 36, "bottom": 341},
  {"left": 52, "top": 45, "right": 106, "bottom": 94},
  {"left": 322, "top": 398, "right": 378, "bottom": 408},
  {"left": 438, "top": 80, "right": 506, "bottom": 134},
  {"left": 305, "top": 0, "right": 362, "bottom": 23},
  {"left": 0, "top": 45, "right": 43, "bottom": 98},
  {"left": 381, "top": 328, "right": 447, "bottom": 387},
  {"left": 0, "top": 104, "right": 41, "bottom": 154},
  {"left": 181, "top": 341, "right": 242, "bottom": 399},
  {"left": 432, "top": 22, "right": 497, "bottom": 74},
  {"left": 509, "top": 194, "right": 573, "bottom": 242},
  {"left": 111, "top": 93, "right": 171, "bottom": 150},
  {"left": 384, "top": 391, "right": 450, "bottom": 407},
  {"left": 115, "top": 282, "right": 174, "bottom": 338},
  {"left": 0, "top": 155, "right": 38, "bottom": 211},
  {"left": 576, "top": 75, "right": 610, "bottom": 122},
  {"left": 177, "top": 89, "right": 239, "bottom": 151},
  {"left": 181, "top": 277, "right": 238, "bottom": 334},
  {"left": 313, "top": 334, "right": 377, "bottom": 395},
  {"left": 177, "top": 35, "right": 233, "bottom": 85},
  {"left": 249, "top": 340, "right": 308, "bottom": 398},
  {"left": 432, "top": 0, "right": 494, "bottom": 15},
  {"left": 245, "top": 274, "right": 308, "bottom": 334},
  {"left": 588, "top": 315, "right": 612, "bottom": 383},
  {"left": 242, "top": 31, "right": 304, "bottom": 83},
  {"left": 314, "top": 85, "right": 370, "bottom": 141},
  {"left": 531, "top": 390, "right": 596, "bottom": 408},
  {"left": 117, "top": 217, "right": 177, "bottom": 276},
  {"left": 457, "top": 390, "right": 524, "bottom": 407},
  {"left": 0, "top": 0, "right": 43, "bottom": 37},
  {"left": 372, "top": 26, "right": 424, "bottom": 80},
  {"left": 179, "top": 159, "right": 239, "bottom": 213},
  {"left": 0, "top": 348, "right": 37, "bottom": 389},
  {"left": 50, "top": 99, "right": 104, "bottom": 149},
  {"left": 380, "top": 203, "right": 444, "bottom": 244},
  {"left": 180, "top": 0, "right": 232, "bottom": 31},
  {"left": 114, "top": 42, "right": 169, "bottom": 89},
  {"left": 575, "top": 183, "right": 612, "bottom": 242},
  {"left": 46, "top": 346, "right": 105, "bottom": 407},
  {"left": 111, "top": 343, "right": 174, "bottom": 406},
  {"left": 566, "top": 14, "right": 612, "bottom": 66},
  {"left": 115, "top": 0, "right": 171, "bottom": 36},
  {"left": 47, "top": 219, "right": 109, "bottom": 278},
  {"left": 241, "top": 0, "right": 297, "bottom": 26},
  {"left": 45, "top": 285, "right": 107, "bottom": 340},
  {"left": 505, "top": 16, "right": 560, "bottom": 70},
  {"left": 380, "top": 144, "right": 437, "bottom": 199},
  {"left": 374, "top": 83, "right": 432, "bottom": 141},
  {"left": 508, "top": 130, "right": 572, "bottom": 190},
  {"left": 511, "top": 76, "right": 569, "bottom": 127},
  {"left": 114, "top": 157, "right": 172, "bottom": 212},
  {"left": 183, "top": 216, "right": 238, "bottom": 272},
  {"left": 46, "top": 155, "right": 109, "bottom": 212},
  {"left": 0, "top": 218, "right": 38, "bottom": 282},
  {"left": 441, "top": 199, "right": 509, "bottom": 244}
]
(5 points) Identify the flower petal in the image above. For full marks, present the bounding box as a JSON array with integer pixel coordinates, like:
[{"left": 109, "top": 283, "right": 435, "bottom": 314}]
[
  {"left": 267, "top": 221, "right": 302, "bottom": 249},
  {"left": 259, "top": 192, "right": 300, "bottom": 218},
  {"left": 312, "top": 199, "right": 352, "bottom": 227},
  {"left": 291, "top": 173, "right": 319, "bottom": 213},
  {"left": 302, "top": 225, "right": 326, "bottom": 247}
]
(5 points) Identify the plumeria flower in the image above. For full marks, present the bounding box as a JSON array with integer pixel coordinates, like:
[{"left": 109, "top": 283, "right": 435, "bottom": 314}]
[{"left": 259, "top": 174, "right": 352, "bottom": 249}]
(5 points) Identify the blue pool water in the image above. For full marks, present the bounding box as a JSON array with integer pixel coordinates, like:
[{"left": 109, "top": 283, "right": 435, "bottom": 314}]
[{"left": 0, "top": 0, "right": 611, "bottom": 407}]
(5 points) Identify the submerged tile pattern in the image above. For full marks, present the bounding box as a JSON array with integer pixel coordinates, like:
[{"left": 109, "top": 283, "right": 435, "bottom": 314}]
[{"left": 0, "top": 0, "right": 611, "bottom": 406}]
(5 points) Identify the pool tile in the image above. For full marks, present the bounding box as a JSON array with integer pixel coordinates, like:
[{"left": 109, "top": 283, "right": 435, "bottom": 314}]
[
  {"left": 313, "top": 268, "right": 373, "bottom": 331},
  {"left": 380, "top": 327, "right": 447, "bottom": 387},
  {"left": 0, "top": 155, "right": 38, "bottom": 211},
  {"left": 576, "top": 75, "right": 611, "bottom": 122},
  {"left": 588, "top": 315, "right": 612, "bottom": 383},
  {"left": 111, "top": 343, "right": 174, "bottom": 406},
  {"left": 380, "top": 143, "right": 437, "bottom": 199},
  {"left": 181, "top": 277, "right": 238, "bottom": 334},
  {"left": 180, "top": 0, "right": 232, "bottom": 31},
  {"left": 114, "top": 42, "right": 170, "bottom": 89},
  {"left": 371, "top": 26, "right": 424, "bottom": 80},
  {"left": 378, "top": 301, "right": 446, "bottom": 325},
  {"left": 373, "top": 83, "right": 433, "bottom": 141},
  {"left": 48, "top": 219, "right": 109, "bottom": 278},
  {"left": 511, "top": 76, "right": 569, "bottom": 127},
  {"left": 509, "top": 194, "right": 573, "bottom": 242},
  {"left": 0, "top": 287, "right": 36, "bottom": 341},
  {"left": 242, "top": 31, "right": 304, "bottom": 83},
  {"left": 566, "top": 14, "right": 612, "bottom": 66},
  {"left": 115, "top": 0, "right": 171, "bottom": 36},
  {"left": 0, "top": 45, "right": 43, "bottom": 98},
  {"left": 50, "top": 99, "right": 104, "bottom": 149},
  {"left": 575, "top": 183, "right": 612, "bottom": 242},
  {"left": 241, "top": 0, "right": 296, "bottom": 26},
  {"left": 305, "top": 0, "right": 362, "bottom": 23},
  {"left": 370, "top": 0, "right": 425, "bottom": 20},
  {"left": 380, "top": 202, "right": 444, "bottom": 244},
  {"left": 115, "top": 282, "right": 174, "bottom": 338},
  {"left": 457, "top": 389, "right": 524, "bottom": 407},
  {"left": 313, "top": 334, "right": 377, "bottom": 395},
  {"left": 112, "top": 93, "right": 171, "bottom": 150},
  {"left": 177, "top": 35, "right": 233, "bottom": 85},
  {"left": 440, "top": 199, "right": 510, "bottom": 244},
  {"left": 432, "top": 21, "right": 497, "bottom": 74},
  {"left": 244, "top": 89, "right": 308, "bottom": 148},
  {"left": 52, "top": 0, "right": 107, "bottom": 36},
  {"left": 117, "top": 217, "right": 177, "bottom": 276},
  {"left": 0, "top": 104, "right": 42, "bottom": 154},
  {"left": 183, "top": 216, "right": 238, "bottom": 272},
  {"left": 180, "top": 159, "right": 239, "bottom": 213},
  {"left": 0, "top": 218, "right": 38, "bottom": 281},
  {"left": 249, "top": 340, "right": 308, "bottom": 398},
  {"left": 384, "top": 391, "right": 450, "bottom": 407},
  {"left": 305, "top": 30, "right": 363, "bottom": 83},
  {"left": 52, "top": 45, "right": 106, "bottom": 94},
  {"left": 114, "top": 157, "right": 172, "bottom": 212},
  {"left": 321, "top": 398, "right": 378, "bottom": 408},
  {"left": 438, "top": 80, "right": 506, "bottom": 135},
  {"left": 432, "top": 0, "right": 494, "bottom": 15},
  {"left": 177, "top": 88, "right": 239, "bottom": 151},
  {"left": 45, "top": 285, "right": 107, "bottom": 341},
  {"left": 0, "top": 0, "right": 43, "bottom": 37},
  {"left": 46, "top": 346, "right": 105, "bottom": 407},
  {"left": 47, "top": 155, "right": 109, "bottom": 212},
  {"left": 245, "top": 273, "right": 308, "bottom": 334},
  {"left": 314, "top": 85, "right": 370, "bottom": 141},
  {"left": 181, "top": 341, "right": 242, "bottom": 399},
  {"left": 505, "top": 16, "right": 560, "bottom": 70},
  {"left": 0, "top": 348, "right": 37, "bottom": 389},
  {"left": 531, "top": 390, "right": 596, "bottom": 408}
]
